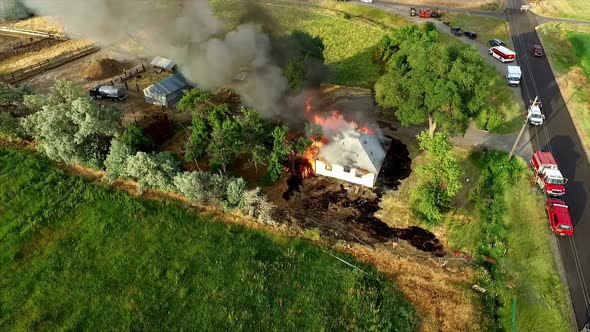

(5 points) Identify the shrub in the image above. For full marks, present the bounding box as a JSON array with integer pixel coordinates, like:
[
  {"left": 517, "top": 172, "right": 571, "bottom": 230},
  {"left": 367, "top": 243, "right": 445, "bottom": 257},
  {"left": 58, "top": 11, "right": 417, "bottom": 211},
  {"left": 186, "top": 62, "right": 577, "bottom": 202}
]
[
  {"left": 224, "top": 177, "right": 247, "bottom": 210},
  {"left": 104, "top": 139, "right": 135, "bottom": 183},
  {"left": 120, "top": 123, "right": 152, "bottom": 151},
  {"left": 173, "top": 171, "right": 213, "bottom": 203},
  {"left": 124, "top": 152, "right": 179, "bottom": 192},
  {"left": 0, "top": 0, "right": 33, "bottom": 20},
  {"left": 22, "top": 80, "right": 121, "bottom": 168},
  {"left": 0, "top": 113, "right": 24, "bottom": 140}
]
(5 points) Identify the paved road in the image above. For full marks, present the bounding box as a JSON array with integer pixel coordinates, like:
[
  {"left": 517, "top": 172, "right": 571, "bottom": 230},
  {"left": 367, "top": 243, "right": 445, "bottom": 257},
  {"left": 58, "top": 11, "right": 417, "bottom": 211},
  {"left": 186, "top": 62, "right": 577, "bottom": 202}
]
[{"left": 506, "top": 0, "right": 590, "bottom": 328}]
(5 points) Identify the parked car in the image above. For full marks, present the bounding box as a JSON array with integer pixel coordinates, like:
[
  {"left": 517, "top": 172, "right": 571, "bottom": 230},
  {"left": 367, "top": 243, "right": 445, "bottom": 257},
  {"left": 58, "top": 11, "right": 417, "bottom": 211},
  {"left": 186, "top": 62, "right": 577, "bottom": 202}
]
[
  {"left": 410, "top": 7, "right": 416, "bottom": 16},
  {"left": 464, "top": 31, "right": 477, "bottom": 39},
  {"left": 488, "top": 39, "right": 506, "bottom": 47},
  {"left": 531, "top": 44, "right": 544, "bottom": 57},
  {"left": 450, "top": 27, "right": 462, "bottom": 36},
  {"left": 430, "top": 8, "right": 442, "bottom": 18},
  {"left": 545, "top": 198, "right": 574, "bottom": 236}
]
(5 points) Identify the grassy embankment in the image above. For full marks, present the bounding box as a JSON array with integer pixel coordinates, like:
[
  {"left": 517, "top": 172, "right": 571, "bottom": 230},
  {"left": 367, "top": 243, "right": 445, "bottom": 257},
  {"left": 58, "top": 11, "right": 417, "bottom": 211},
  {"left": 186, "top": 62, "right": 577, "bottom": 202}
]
[
  {"left": 380, "top": 149, "right": 573, "bottom": 331},
  {"left": 0, "top": 147, "right": 417, "bottom": 330},
  {"left": 533, "top": 0, "right": 590, "bottom": 22},
  {"left": 537, "top": 23, "right": 590, "bottom": 156}
]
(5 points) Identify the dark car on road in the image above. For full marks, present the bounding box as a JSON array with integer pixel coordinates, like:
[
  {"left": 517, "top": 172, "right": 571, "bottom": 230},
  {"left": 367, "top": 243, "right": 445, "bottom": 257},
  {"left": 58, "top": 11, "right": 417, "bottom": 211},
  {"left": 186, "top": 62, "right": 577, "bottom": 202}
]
[
  {"left": 488, "top": 39, "right": 506, "bottom": 47},
  {"left": 450, "top": 27, "right": 462, "bottom": 36},
  {"left": 464, "top": 31, "right": 477, "bottom": 39},
  {"left": 532, "top": 44, "right": 544, "bottom": 57}
]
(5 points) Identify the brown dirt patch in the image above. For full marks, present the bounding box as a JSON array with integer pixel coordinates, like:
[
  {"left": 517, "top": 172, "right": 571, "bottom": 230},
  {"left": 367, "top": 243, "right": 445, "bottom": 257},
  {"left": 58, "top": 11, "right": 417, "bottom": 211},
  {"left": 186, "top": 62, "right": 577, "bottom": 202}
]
[{"left": 83, "top": 57, "right": 125, "bottom": 80}]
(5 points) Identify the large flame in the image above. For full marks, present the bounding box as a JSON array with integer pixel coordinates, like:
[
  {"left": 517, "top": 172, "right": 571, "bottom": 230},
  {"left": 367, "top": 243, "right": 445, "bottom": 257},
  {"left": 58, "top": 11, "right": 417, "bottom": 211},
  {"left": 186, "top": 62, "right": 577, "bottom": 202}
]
[{"left": 298, "top": 95, "right": 376, "bottom": 179}]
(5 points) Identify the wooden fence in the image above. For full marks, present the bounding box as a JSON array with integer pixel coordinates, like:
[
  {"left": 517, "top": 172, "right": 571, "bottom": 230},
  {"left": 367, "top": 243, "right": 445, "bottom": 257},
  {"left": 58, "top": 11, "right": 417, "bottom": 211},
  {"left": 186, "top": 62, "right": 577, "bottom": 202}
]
[
  {"left": 98, "top": 64, "right": 147, "bottom": 92},
  {"left": 0, "top": 44, "right": 99, "bottom": 84},
  {"left": 0, "top": 38, "right": 63, "bottom": 61}
]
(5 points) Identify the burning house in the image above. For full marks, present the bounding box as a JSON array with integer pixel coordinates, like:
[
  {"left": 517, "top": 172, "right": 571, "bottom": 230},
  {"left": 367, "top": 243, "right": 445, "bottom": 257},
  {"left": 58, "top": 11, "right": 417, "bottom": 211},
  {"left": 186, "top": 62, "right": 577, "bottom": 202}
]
[{"left": 304, "top": 97, "right": 390, "bottom": 188}]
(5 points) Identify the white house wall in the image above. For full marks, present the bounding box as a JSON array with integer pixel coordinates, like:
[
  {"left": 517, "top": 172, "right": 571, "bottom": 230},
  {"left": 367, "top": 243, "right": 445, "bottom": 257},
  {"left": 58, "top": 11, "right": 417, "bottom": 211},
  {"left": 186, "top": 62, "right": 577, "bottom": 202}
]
[{"left": 315, "top": 160, "right": 376, "bottom": 188}]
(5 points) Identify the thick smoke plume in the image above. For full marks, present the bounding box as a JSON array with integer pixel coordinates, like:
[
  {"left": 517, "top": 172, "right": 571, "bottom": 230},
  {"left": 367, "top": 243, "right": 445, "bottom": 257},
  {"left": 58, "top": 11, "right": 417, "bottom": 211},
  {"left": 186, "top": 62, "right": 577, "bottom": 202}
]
[{"left": 22, "top": 0, "right": 288, "bottom": 117}]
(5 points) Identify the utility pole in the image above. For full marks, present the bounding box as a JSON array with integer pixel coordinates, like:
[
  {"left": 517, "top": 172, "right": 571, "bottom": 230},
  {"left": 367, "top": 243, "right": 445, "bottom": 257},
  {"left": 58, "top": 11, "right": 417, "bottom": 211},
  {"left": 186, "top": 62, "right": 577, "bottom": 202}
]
[{"left": 508, "top": 119, "right": 528, "bottom": 160}]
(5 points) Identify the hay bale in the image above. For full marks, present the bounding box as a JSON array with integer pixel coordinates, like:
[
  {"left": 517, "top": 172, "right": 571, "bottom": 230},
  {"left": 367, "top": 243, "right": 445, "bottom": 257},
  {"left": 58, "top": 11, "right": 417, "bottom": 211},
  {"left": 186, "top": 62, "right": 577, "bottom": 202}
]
[{"left": 83, "top": 58, "right": 125, "bottom": 80}]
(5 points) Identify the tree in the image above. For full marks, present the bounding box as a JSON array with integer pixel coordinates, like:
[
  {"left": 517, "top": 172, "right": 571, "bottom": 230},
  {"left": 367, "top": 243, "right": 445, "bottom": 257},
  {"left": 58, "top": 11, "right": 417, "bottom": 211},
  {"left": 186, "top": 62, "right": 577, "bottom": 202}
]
[
  {"left": 124, "top": 151, "right": 179, "bottom": 192},
  {"left": 265, "top": 125, "right": 290, "bottom": 183},
  {"left": 104, "top": 139, "right": 135, "bottom": 183},
  {"left": 285, "top": 58, "right": 306, "bottom": 91},
  {"left": 237, "top": 107, "right": 269, "bottom": 172},
  {"left": 184, "top": 112, "right": 209, "bottom": 166},
  {"left": 0, "top": 82, "right": 32, "bottom": 117},
  {"left": 374, "top": 30, "right": 489, "bottom": 136},
  {"left": 0, "top": 113, "right": 24, "bottom": 140},
  {"left": 176, "top": 88, "right": 213, "bottom": 114},
  {"left": 22, "top": 80, "right": 121, "bottom": 168},
  {"left": 281, "top": 30, "right": 326, "bottom": 91},
  {"left": 410, "top": 130, "right": 462, "bottom": 223},
  {"left": 0, "top": 0, "right": 33, "bottom": 20},
  {"left": 207, "top": 118, "right": 243, "bottom": 174},
  {"left": 120, "top": 123, "right": 152, "bottom": 151}
]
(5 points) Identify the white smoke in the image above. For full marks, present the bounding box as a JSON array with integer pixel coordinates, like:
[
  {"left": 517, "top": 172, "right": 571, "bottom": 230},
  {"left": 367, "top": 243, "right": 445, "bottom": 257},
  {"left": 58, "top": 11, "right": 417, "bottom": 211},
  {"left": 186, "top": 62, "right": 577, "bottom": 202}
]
[{"left": 21, "top": 0, "right": 288, "bottom": 117}]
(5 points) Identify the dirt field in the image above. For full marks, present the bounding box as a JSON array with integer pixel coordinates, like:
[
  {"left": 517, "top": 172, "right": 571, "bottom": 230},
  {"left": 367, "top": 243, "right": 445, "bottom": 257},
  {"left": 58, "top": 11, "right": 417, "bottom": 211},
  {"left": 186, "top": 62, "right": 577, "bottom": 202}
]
[{"left": 3, "top": 16, "right": 62, "bottom": 34}]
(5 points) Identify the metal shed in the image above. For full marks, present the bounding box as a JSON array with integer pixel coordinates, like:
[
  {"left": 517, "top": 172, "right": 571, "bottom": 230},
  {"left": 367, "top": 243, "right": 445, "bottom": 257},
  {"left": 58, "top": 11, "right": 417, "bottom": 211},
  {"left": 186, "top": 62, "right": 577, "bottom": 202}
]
[
  {"left": 151, "top": 56, "right": 177, "bottom": 72},
  {"left": 143, "top": 73, "right": 191, "bottom": 108}
]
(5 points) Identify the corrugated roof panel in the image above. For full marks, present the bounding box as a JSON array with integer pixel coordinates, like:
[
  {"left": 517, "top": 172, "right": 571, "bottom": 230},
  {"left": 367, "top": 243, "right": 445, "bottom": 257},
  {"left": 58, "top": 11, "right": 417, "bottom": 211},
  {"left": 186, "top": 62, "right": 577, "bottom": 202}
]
[{"left": 151, "top": 56, "right": 176, "bottom": 71}]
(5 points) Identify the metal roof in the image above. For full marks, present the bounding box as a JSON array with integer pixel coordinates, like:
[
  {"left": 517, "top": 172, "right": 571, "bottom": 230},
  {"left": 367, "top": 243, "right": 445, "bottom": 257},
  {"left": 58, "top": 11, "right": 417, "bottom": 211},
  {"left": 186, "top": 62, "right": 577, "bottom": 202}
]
[
  {"left": 151, "top": 56, "right": 176, "bottom": 71},
  {"left": 318, "top": 130, "right": 388, "bottom": 174},
  {"left": 144, "top": 73, "right": 190, "bottom": 96}
]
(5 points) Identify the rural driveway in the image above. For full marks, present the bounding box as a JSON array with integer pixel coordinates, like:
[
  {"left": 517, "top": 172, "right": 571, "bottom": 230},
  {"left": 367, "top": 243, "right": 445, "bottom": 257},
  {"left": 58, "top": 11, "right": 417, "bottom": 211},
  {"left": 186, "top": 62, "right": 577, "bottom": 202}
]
[{"left": 506, "top": 0, "right": 590, "bottom": 328}]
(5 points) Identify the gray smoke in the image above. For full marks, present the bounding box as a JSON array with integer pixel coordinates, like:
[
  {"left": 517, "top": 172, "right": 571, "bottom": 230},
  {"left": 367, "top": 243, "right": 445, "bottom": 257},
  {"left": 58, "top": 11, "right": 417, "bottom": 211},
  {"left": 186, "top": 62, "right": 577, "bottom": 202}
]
[{"left": 21, "top": 0, "right": 288, "bottom": 117}]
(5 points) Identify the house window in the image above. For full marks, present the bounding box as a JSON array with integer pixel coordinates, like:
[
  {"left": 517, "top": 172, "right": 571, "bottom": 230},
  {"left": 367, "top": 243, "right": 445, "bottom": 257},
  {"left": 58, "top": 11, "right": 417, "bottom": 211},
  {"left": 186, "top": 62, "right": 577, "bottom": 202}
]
[
  {"left": 325, "top": 163, "right": 332, "bottom": 171},
  {"left": 343, "top": 166, "right": 351, "bottom": 173},
  {"left": 355, "top": 171, "right": 363, "bottom": 178}
]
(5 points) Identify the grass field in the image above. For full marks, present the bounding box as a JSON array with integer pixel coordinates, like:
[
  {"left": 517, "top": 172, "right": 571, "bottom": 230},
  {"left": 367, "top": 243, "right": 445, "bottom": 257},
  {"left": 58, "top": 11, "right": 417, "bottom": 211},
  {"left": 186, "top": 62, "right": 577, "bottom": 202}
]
[
  {"left": 446, "top": 152, "right": 572, "bottom": 331},
  {"left": 380, "top": 147, "right": 572, "bottom": 330},
  {"left": 0, "top": 148, "right": 418, "bottom": 330},
  {"left": 537, "top": 23, "right": 590, "bottom": 156},
  {"left": 534, "top": 0, "right": 590, "bottom": 22},
  {"left": 444, "top": 13, "right": 513, "bottom": 49},
  {"left": 211, "top": 0, "right": 391, "bottom": 88}
]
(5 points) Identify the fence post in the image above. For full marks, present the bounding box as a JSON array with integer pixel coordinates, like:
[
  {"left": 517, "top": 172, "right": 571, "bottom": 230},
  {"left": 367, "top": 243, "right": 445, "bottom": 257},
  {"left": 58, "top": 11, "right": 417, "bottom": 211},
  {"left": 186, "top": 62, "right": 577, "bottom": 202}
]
[
  {"left": 110, "top": 80, "right": 114, "bottom": 86},
  {"left": 136, "top": 83, "right": 140, "bottom": 92},
  {"left": 142, "top": 63, "right": 145, "bottom": 71},
  {"left": 124, "top": 81, "right": 128, "bottom": 90}
]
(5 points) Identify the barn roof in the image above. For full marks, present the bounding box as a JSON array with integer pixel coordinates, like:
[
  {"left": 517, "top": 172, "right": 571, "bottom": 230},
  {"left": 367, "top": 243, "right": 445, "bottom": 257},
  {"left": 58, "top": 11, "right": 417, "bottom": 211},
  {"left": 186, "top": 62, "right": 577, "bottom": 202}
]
[
  {"left": 144, "top": 73, "right": 190, "bottom": 96},
  {"left": 151, "top": 56, "right": 176, "bottom": 71},
  {"left": 318, "top": 130, "right": 389, "bottom": 174}
]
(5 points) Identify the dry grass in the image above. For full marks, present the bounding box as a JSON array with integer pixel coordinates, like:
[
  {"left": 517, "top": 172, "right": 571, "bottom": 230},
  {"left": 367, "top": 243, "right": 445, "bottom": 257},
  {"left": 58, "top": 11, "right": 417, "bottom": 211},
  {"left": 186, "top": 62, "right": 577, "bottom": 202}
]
[
  {"left": 0, "top": 39, "right": 92, "bottom": 74},
  {"left": 343, "top": 243, "right": 480, "bottom": 332},
  {"left": 378, "top": 0, "right": 504, "bottom": 10},
  {"left": 4, "top": 16, "right": 62, "bottom": 34},
  {"left": 533, "top": 0, "right": 590, "bottom": 21},
  {"left": 537, "top": 23, "right": 590, "bottom": 158}
]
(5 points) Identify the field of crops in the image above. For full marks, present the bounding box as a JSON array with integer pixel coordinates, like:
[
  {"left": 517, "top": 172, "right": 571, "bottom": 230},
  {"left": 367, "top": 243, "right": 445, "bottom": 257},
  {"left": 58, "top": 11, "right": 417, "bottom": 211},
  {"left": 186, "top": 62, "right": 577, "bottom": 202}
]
[{"left": 0, "top": 148, "right": 417, "bottom": 331}]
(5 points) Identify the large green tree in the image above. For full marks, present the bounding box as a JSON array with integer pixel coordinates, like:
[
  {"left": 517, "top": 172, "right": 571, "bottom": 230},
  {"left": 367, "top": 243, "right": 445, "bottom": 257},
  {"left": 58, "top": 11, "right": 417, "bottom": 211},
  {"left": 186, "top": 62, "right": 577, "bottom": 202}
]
[
  {"left": 374, "top": 26, "right": 489, "bottom": 135},
  {"left": 22, "top": 80, "right": 121, "bottom": 168},
  {"left": 207, "top": 118, "right": 244, "bottom": 174},
  {"left": 410, "top": 130, "right": 462, "bottom": 223}
]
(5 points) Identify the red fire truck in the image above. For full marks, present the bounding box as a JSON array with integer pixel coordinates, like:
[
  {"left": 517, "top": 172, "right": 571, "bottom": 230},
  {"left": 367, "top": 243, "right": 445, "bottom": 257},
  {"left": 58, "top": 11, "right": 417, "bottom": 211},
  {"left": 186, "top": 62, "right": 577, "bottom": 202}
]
[{"left": 530, "top": 150, "right": 567, "bottom": 196}]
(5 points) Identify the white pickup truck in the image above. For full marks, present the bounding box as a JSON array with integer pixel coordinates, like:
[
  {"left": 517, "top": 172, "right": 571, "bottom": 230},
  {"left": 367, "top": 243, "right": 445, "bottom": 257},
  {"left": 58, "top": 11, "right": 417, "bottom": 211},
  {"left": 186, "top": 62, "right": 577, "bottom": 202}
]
[{"left": 527, "top": 97, "right": 544, "bottom": 126}]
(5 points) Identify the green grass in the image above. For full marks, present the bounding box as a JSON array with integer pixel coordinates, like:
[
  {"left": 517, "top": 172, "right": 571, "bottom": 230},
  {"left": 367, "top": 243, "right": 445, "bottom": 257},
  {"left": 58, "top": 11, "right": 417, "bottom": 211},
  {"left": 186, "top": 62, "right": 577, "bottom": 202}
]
[
  {"left": 503, "top": 164, "right": 572, "bottom": 332},
  {"left": 0, "top": 148, "right": 418, "bottom": 330},
  {"left": 568, "top": 31, "right": 590, "bottom": 78},
  {"left": 444, "top": 13, "right": 512, "bottom": 49},
  {"left": 536, "top": 0, "right": 590, "bottom": 22},
  {"left": 537, "top": 23, "right": 590, "bottom": 154},
  {"left": 211, "top": 0, "right": 390, "bottom": 88},
  {"left": 446, "top": 150, "right": 572, "bottom": 331}
]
